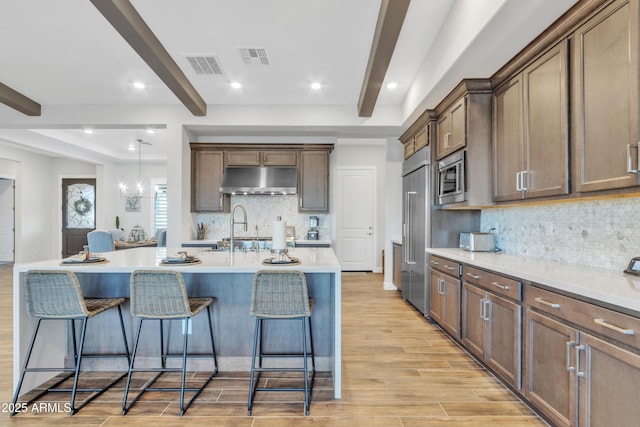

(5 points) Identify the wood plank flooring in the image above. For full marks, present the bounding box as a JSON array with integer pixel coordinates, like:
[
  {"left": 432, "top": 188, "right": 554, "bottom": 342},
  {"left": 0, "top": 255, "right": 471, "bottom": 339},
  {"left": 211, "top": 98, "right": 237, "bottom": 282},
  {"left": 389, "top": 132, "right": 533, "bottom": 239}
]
[{"left": 0, "top": 265, "right": 547, "bottom": 426}]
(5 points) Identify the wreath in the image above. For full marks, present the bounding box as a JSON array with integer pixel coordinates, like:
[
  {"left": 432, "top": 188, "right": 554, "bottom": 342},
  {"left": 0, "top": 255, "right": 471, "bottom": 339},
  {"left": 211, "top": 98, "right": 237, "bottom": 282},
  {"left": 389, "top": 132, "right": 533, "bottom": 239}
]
[{"left": 73, "top": 197, "right": 92, "bottom": 216}]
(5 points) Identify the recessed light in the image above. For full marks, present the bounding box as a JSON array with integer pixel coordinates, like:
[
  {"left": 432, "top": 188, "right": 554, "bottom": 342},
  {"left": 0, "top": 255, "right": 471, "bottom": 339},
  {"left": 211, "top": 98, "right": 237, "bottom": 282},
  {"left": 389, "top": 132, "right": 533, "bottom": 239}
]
[
  {"left": 310, "top": 82, "right": 322, "bottom": 90},
  {"left": 231, "top": 81, "right": 242, "bottom": 89},
  {"left": 83, "top": 129, "right": 93, "bottom": 134},
  {"left": 386, "top": 82, "right": 398, "bottom": 90},
  {"left": 128, "top": 144, "right": 136, "bottom": 151},
  {"left": 146, "top": 129, "right": 155, "bottom": 134},
  {"left": 133, "top": 81, "right": 146, "bottom": 89}
]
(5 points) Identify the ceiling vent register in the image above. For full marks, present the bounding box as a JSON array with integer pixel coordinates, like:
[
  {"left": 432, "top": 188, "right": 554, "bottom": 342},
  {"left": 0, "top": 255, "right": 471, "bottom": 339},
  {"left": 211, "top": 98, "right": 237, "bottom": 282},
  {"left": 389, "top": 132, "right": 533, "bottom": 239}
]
[
  {"left": 239, "top": 48, "right": 270, "bottom": 66},
  {"left": 185, "top": 55, "right": 225, "bottom": 75}
]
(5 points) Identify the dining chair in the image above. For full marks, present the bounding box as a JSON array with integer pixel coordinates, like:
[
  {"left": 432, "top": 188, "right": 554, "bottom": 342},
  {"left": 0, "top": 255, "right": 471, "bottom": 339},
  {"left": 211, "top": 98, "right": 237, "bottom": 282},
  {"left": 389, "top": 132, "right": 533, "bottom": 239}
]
[{"left": 87, "top": 230, "right": 115, "bottom": 253}]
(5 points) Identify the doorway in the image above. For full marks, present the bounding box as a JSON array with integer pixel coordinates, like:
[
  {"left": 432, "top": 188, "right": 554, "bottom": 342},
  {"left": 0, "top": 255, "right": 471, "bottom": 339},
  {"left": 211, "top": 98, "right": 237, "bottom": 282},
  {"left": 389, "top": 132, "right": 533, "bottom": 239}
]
[
  {"left": 335, "top": 167, "right": 375, "bottom": 271},
  {"left": 61, "top": 178, "right": 96, "bottom": 257},
  {"left": 0, "top": 179, "right": 14, "bottom": 263}
]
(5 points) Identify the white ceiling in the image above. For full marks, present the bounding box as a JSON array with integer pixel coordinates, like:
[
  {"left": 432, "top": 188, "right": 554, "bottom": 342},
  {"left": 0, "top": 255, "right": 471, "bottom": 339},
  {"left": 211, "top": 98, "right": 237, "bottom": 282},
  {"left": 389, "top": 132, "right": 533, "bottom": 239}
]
[{"left": 0, "top": 0, "right": 578, "bottom": 164}]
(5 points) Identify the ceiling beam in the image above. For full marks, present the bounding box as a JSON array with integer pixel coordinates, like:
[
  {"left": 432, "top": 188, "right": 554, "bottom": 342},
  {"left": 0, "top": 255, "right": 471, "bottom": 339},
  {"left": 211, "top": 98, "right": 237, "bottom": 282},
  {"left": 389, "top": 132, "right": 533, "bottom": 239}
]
[
  {"left": 357, "top": 0, "right": 410, "bottom": 117},
  {"left": 0, "top": 83, "right": 41, "bottom": 116},
  {"left": 90, "top": 0, "right": 207, "bottom": 116}
]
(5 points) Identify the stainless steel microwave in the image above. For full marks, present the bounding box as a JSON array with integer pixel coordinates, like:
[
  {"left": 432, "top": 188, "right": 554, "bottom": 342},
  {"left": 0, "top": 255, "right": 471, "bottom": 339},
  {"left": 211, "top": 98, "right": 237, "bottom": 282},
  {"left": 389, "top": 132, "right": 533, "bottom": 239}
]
[{"left": 437, "top": 150, "right": 465, "bottom": 205}]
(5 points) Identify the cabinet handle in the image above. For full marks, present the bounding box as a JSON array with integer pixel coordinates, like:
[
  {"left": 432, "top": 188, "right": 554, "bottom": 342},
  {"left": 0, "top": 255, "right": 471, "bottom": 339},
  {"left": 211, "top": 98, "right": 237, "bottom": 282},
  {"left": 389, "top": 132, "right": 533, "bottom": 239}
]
[
  {"left": 431, "top": 260, "right": 440, "bottom": 266},
  {"left": 521, "top": 170, "right": 529, "bottom": 191},
  {"left": 466, "top": 272, "right": 481, "bottom": 280},
  {"left": 534, "top": 297, "right": 560, "bottom": 309},
  {"left": 444, "top": 132, "right": 451, "bottom": 148},
  {"left": 444, "top": 265, "right": 456, "bottom": 271},
  {"left": 439, "top": 279, "right": 445, "bottom": 295},
  {"left": 483, "top": 299, "right": 491, "bottom": 321},
  {"left": 566, "top": 341, "right": 576, "bottom": 372},
  {"left": 490, "top": 281, "right": 510, "bottom": 290},
  {"left": 516, "top": 171, "right": 522, "bottom": 191},
  {"left": 575, "top": 345, "right": 586, "bottom": 378},
  {"left": 626, "top": 143, "right": 639, "bottom": 174},
  {"left": 479, "top": 298, "right": 485, "bottom": 320},
  {"left": 594, "top": 318, "right": 635, "bottom": 335}
]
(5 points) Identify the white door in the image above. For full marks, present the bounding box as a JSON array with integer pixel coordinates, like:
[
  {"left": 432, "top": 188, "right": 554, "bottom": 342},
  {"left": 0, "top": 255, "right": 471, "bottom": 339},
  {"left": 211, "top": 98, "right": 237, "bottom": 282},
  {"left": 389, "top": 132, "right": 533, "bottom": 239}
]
[
  {"left": 336, "top": 168, "right": 374, "bottom": 271},
  {"left": 0, "top": 179, "right": 15, "bottom": 262}
]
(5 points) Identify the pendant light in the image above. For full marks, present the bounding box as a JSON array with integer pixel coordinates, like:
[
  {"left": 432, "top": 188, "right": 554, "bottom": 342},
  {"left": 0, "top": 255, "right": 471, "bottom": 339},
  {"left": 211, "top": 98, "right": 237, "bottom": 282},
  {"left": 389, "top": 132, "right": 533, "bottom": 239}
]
[{"left": 119, "top": 139, "right": 152, "bottom": 197}]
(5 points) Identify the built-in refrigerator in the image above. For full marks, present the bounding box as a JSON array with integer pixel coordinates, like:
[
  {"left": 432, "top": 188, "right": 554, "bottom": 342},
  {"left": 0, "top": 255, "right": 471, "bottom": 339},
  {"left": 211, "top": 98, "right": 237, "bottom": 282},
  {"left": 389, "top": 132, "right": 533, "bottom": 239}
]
[{"left": 401, "top": 147, "right": 429, "bottom": 315}]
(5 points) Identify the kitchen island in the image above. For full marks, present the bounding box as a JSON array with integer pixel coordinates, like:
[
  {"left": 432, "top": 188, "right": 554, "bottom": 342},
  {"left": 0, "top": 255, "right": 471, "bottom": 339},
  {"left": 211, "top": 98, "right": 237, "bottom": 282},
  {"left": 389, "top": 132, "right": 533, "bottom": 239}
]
[{"left": 13, "top": 247, "right": 342, "bottom": 398}]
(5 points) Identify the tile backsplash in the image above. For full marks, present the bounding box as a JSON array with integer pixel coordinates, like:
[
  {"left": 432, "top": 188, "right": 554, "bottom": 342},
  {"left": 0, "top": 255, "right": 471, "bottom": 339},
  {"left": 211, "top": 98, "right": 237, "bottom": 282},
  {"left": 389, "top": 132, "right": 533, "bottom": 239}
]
[
  {"left": 481, "top": 196, "right": 640, "bottom": 271},
  {"left": 194, "top": 195, "right": 330, "bottom": 241}
]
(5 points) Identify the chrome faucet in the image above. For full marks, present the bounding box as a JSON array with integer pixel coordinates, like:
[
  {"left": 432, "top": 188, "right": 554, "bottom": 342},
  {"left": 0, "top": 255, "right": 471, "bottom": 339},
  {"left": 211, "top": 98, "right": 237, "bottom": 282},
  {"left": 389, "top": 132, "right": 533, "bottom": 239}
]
[{"left": 229, "top": 204, "right": 248, "bottom": 252}]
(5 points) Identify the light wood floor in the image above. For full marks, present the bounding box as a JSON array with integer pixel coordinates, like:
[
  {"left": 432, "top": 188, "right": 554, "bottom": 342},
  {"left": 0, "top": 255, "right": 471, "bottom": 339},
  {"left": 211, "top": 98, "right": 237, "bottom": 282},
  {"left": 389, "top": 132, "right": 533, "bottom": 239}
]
[{"left": 0, "top": 265, "right": 548, "bottom": 426}]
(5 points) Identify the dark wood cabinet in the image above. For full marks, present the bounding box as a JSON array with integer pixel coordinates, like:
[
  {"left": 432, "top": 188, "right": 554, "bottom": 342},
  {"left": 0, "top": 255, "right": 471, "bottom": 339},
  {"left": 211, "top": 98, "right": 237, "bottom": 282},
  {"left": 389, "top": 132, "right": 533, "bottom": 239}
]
[
  {"left": 461, "top": 266, "right": 522, "bottom": 390},
  {"left": 572, "top": 0, "right": 640, "bottom": 193},
  {"left": 525, "top": 284, "right": 640, "bottom": 427},
  {"left": 429, "top": 256, "right": 461, "bottom": 340},
  {"left": 493, "top": 40, "right": 569, "bottom": 201},
  {"left": 299, "top": 150, "right": 330, "bottom": 212},
  {"left": 225, "top": 150, "right": 297, "bottom": 166},
  {"left": 399, "top": 110, "right": 434, "bottom": 160},
  {"left": 191, "top": 144, "right": 332, "bottom": 213},
  {"left": 436, "top": 97, "right": 466, "bottom": 160},
  {"left": 191, "top": 150, "right": 229, "bottom": 212}
]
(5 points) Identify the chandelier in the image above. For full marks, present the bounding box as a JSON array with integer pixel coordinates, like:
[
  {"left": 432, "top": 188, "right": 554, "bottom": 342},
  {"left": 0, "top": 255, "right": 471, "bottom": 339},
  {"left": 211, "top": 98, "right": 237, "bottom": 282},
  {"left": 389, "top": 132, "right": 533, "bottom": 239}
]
[{"left": 119, "top": 139, "right": 153, "bottom": 198}]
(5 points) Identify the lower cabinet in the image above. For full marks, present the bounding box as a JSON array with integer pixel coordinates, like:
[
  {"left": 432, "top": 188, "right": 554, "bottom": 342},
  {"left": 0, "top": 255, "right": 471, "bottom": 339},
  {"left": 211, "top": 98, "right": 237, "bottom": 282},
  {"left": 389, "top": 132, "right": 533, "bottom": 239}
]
[
  {"left": 430, "top": 270, "right": 460, "bottom": 339},
  {"left": 429, "top": 256, "right": 461, "bottom": 340},
  {"left": 524, "top": 285, "right": 640, "bottom": 427},
  {"left": 461, "top": 267, "right": 522, "bottom": 390}
]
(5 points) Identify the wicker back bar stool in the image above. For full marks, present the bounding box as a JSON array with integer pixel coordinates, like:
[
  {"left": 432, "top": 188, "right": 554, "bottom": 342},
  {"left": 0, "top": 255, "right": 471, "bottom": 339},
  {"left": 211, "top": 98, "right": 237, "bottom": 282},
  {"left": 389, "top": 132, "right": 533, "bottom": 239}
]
[
  {"left": 122, "top": 270, "right": 218, "bottom": 416},
  {"left": 248, "top": 270, "right": 315, "bottom": 416},
  {"left": 11, "top": 270, "right": 130, "bottom": 416}
]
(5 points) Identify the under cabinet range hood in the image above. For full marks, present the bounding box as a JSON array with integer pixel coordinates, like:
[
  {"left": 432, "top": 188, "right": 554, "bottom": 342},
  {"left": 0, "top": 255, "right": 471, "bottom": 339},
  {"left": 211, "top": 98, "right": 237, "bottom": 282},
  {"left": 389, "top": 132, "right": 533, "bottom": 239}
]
[{"left": 219, "top": 167, "right": 298, "bottom": 195}]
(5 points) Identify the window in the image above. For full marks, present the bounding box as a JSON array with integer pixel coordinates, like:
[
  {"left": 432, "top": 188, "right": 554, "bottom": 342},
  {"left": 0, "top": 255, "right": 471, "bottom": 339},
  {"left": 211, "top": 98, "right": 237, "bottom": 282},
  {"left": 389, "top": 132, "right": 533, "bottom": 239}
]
[{"left": 153, "top": 183, "right": 167, "bottom": 233}]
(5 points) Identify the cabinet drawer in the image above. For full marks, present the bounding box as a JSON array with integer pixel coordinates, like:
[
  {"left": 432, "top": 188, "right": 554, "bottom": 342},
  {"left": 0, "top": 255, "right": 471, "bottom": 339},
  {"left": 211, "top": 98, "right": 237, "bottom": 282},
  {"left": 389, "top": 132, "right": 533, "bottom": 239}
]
[
  {"left": 225, "top": 151, "right": 261, "bottom": 166},
  {"left": 429, "top": 256, "right": 460, "bottom": 277},
  {"left": 462, "top": 265, "right": 521, "bottom": 301},
  {"left": 262, "top": 150, "right": 297, "bottom": 166},
  {"left": 526, "top": 286, "right": 640, "bottom": 350}
]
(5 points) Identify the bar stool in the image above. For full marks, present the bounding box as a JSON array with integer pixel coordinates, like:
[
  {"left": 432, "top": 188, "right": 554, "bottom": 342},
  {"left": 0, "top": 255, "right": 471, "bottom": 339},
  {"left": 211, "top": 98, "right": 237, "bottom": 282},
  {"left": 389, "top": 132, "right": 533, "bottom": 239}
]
[
  {"left": 122, "top": 270, "right": 218, "bottom": 416},
  {"left": 12, "top": 270, "right": 130, "bottom": 416},
  {"left": 248, "top": 270, "right": 315, "bottom": 416}
]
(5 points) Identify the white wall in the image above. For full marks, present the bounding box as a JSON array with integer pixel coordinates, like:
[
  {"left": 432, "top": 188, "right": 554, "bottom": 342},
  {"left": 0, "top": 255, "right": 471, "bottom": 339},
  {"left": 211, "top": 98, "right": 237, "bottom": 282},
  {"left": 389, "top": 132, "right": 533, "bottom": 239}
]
[{"left": 383, "top": 139, "right": 404, "bottom": 288}]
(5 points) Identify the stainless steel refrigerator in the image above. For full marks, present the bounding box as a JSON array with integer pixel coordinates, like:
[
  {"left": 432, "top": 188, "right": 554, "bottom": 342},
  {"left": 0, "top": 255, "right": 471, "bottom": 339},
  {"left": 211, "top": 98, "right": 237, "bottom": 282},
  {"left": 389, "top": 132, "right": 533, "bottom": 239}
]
[{"left": 401, "top": 147, "right": 430, "bottom": 315}]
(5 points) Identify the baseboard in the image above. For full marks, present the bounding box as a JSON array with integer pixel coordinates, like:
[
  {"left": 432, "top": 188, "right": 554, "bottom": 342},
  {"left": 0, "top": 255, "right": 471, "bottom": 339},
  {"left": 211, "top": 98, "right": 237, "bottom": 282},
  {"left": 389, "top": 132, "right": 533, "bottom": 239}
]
[{"left": 383, "top": 281, "right": 398, "bottom": 291}]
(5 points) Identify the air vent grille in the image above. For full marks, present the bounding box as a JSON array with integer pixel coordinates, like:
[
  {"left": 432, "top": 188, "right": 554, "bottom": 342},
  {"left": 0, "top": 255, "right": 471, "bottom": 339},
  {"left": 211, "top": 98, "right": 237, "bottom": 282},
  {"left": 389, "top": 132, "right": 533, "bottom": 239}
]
[
  {"left": 239, "top": 48, "right": 270, "bottom": 66},
  {"left": 185, "top": 55, "right": 225, "bottom": 75}
]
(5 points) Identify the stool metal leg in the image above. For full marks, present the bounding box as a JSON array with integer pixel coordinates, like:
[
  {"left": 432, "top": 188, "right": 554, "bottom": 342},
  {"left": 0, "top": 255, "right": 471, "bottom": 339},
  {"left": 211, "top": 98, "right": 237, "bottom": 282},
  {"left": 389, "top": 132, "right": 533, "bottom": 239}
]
[
  {"left": 248, "top": 317, "right": 261, "bottom": 416},
  {"left": 122, "top": 317, "right": 144, "bottom": 415},
  {"left": 11, "top": 318, "right": 42, "bottom": 416}
]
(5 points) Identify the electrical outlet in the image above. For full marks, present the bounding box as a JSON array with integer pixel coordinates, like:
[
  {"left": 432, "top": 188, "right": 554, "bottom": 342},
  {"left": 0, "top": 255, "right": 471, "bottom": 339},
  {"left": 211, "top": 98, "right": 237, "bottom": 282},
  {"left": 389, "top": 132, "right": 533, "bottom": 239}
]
[{"left": 182, "top": 319, "right": 192, "bottom": 335}]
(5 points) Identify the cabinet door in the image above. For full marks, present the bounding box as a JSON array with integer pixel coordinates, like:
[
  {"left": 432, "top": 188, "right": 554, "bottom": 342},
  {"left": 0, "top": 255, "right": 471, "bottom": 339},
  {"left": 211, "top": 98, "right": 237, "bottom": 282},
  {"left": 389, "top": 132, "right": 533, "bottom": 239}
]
[
  {"left": 262, "top": 150, "right": 297, "bottom": 166},
  {"left": 403, "top": 139, "right": 415, "bottom": 159},
  {"left": 441, "top": 275, "right": 461, "bottom": 340},
  {"left": 461, "top": 282, "right": 486, "bottom": 359},
  {"left": 572, "top": 0, "right": 639, "bottom": 192},
  {"left": 437, "top": 97, "right": 467, "bottom": 159},
  {"left": 299, "top": 151, "right": 329, "bottom": 212},
  {"left": 524, "top": 308, "right": 575, "bottom": 427},
  {"left": 191, "top": 151, "right": 228, "bottom": 212},
  {"left": 429, "top": 271, "right": 444, "bottom": 325},
  {"left": 414, "top": 126, "right": 428, "bottom": 152},
  {"left": 225, "top": 151, "right": 261, "bottom": 166},
  {"left": 523, "top": 40, "right": 569, "bottom": 199},
  {"left": 493, "top": 76, "right": 524, "bottom": 201},
  {"left": 449, "top": 97, "right": 466, "bottom": 154},
  {"left": 578, "top": 332, "right": 640, "bottom": 427},
  {"left": 486, "top": 293, "right": 521, "bottom": 390}
]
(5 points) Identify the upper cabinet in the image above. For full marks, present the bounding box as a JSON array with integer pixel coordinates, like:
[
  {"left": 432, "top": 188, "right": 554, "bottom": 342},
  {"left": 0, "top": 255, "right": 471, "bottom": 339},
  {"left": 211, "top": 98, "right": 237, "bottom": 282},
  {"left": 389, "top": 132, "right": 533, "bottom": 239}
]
[
  {"left": 191, "top": 149, "right": 229, "bottom": 212},
  {"left": 298, "top": 150, "right": 330, "bottom": 212},
  {"left": 399, "top": 110, "right": 434, "bottom": 160},
  {"left": 190, "top": 144, "right": 332, "bottom": 213},
  {"left": 436, "top": 97, "right": 466, "bottom": 160},
  {"left": 225, "top": 150, "right": 297, "bottom": 166},
  {"left": 493, "top": 41, "right": 570, "bottom": 202},
  {"left": 572, "top": 0, "right": 639, "bottom": 193}
]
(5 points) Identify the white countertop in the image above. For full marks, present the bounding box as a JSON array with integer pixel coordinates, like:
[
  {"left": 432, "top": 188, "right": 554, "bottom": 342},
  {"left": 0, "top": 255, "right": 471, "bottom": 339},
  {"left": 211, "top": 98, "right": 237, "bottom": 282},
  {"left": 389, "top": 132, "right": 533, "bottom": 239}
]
[
  {"left": 427, "top": 248, "right": 640, "bottom": 314},
  {"left": 14, "top": 247, "right": 341, "bottom": 274}
]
